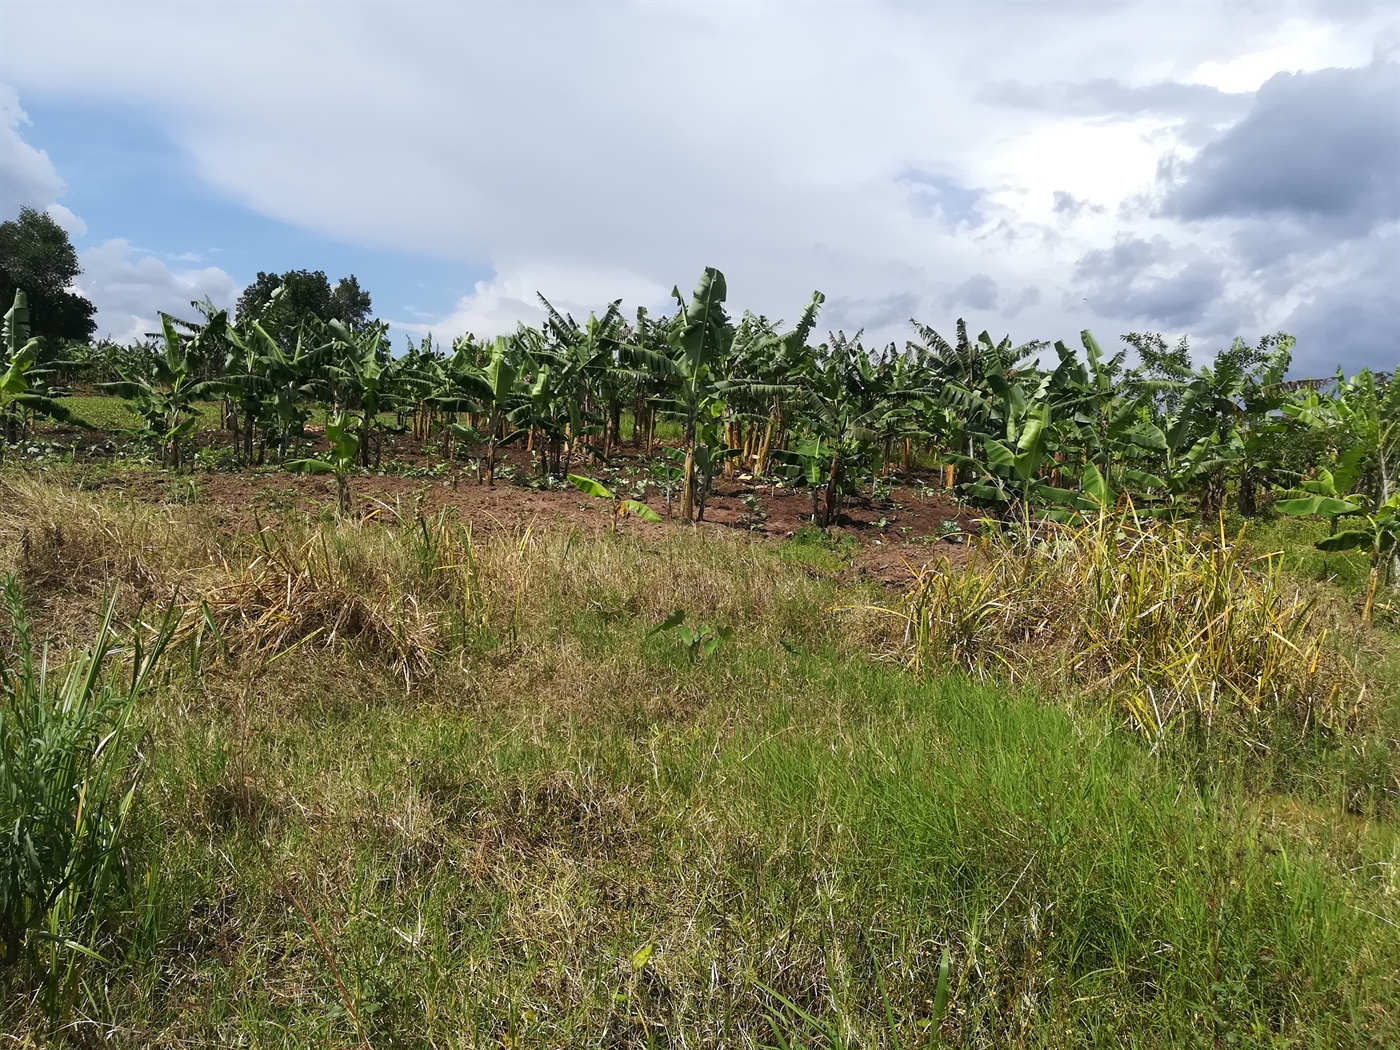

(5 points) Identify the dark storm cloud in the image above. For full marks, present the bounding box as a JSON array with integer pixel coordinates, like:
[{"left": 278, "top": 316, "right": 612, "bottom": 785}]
[
  {"left": 1163, "top": 60, "right": 1400, "bottom": 232},
  {"left": 1280, "top": 234, "right": 1399, "bottom": 375},
  {"left": 1074, "top": 235, "right": 1226, "bottom": 328}
]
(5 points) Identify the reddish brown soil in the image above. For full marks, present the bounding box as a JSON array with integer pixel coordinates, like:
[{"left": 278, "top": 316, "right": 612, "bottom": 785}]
[{"left": 28, "top": 427, "right": 980, "bottom": 586}]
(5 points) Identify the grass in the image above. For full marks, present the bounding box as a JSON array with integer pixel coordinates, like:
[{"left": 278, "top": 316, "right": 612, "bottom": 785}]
[
  {"left": 901, "top": 513, "right": 1372, "bottom": 738},
  {"left": 0, "top": 472, "right": 1397, "bottom": 1046},
  {"left": 52, "top": 396, "right": 226, "bottom": 435},
  {"left": 1243, "top": 513, "right": 1377, "bottom": 602},
  {"left": 0, "top": 576, "right": 175, "bottom": 1025}
]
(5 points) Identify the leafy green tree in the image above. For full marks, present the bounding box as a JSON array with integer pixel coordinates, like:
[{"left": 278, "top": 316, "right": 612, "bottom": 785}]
[
  {"left": 234, "top": 270, "right": 372, "bottom": 334},
  {"left": 0, "top": 208, "right": 96, "bottom": 343}
]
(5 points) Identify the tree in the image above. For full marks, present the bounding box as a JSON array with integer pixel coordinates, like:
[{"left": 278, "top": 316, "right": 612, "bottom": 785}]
[
  {"left": 327, "top": 276, "right": 373, "bottom": 332},
  {"left": 0, "top": 208, "right": 96, "bottom": 343},
  {"left": 234, "top": 270, "right": 373, "bottom": 333}
]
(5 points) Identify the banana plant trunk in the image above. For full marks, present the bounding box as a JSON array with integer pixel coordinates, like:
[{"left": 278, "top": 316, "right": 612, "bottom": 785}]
[
  {"left": 483, "top": 409, "right": 500, "bottom": 486},
  {"left": 336, "top": 471, "right": 352, "bottom": 515},
  {"left": 680, "top": 447, "right": 696, "bottom": 522},
  {"left": 823, "top": 451, "right": 842, "bottom": 527},
  {"left": 1363, "top": 563, "right": 1380, "bottom": 626}
]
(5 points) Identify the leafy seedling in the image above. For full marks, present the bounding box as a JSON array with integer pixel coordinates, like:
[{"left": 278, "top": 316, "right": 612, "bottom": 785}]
[
  {"left": 567, "top": 473, "right": 663, "bottom": 531},
  {"left": 648, "top": 609, "right": 733, "bottom": 662}
]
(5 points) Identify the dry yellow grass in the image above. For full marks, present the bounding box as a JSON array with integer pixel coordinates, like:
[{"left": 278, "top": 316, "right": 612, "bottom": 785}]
[
  {"left": 0, "top": 477, "right": 848, "bottom": 692},
  {"left": 901, "top": 512, "right": 1372, "bottom": 735}
]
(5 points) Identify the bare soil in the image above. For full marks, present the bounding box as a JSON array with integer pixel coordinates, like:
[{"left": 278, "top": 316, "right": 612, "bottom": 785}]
[{"left": 26, "top": 424, "right": 981, "bottom": 586}]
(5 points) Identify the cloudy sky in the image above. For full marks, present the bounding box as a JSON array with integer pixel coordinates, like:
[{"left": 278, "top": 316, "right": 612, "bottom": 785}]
[{"left": 1, "top": 1, "right": 1396, "bottom": 374}]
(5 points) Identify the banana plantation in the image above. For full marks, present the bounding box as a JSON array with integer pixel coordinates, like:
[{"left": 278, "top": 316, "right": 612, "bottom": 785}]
[
  {"left": 4, "top": 268, "right": 1400, "bottom": 1043},
  {"left": 5, "top": 266, "right": 1396, "bottom": 600}
]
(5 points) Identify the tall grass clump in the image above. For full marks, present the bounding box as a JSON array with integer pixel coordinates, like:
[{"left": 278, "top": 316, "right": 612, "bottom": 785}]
[
  {"left": 903, "top": 511, "right": 1368, "bottom": 737},
  {"left": 0, "top": 575, "right": 173, "bottom": 1020},
  {"left": 0, "top": 476, "right": 217, "bottom": 604},
  {"left": 193, "top": 505, "right": 845, "bottom": 685}
]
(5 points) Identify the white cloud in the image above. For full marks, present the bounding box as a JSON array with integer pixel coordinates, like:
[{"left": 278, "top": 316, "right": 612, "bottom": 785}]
[
  {"left": 45, "top": 204, "right": 86, "bottom": 237},
  {"left": 0, "top": 83, "right": 64, "bottom": 219},
  {"left": 395, "top": 263, "right": 671, "bottom": 342},
  {"left": 2, "top": 4, "right": 1396, "bottom": 368},
  {"left": 1187, "top": 16, "right": 1382, "bottom": 92},
  {"left": 75, "top": 239, "right": 238, "bottom": 342}
]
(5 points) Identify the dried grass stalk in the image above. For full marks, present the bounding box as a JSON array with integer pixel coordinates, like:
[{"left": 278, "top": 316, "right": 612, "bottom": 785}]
[{"left": 902, "top": 512, "right": 1368, "bottom": 735}]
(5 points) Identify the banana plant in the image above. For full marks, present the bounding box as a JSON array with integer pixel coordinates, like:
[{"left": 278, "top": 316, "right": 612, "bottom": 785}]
[
  {"left": 648, "top": 452, "right": 686, "bottom": 519},
  {"left": 285, "top": 410, "right": 360, "bottom": 514},
  {"left": 101, "top": 310, "right": 227, "bottom": 469},
  {"left": 772, "top": 434, "right": 833, "bottom": 524},
  {"left": 953, "top": 368, "right": 1082, "bottom": 517},
  {"left": 1278, "top": 462, "right": 1396, "bottom": 623},
  {"left": 325, "top": 319, "right": 410, "bottom": 468},
  {"left": 1, "top": 292, "right": 88, "bottom": 461},
  {"left": 623, "top": 268, "right": 733, "bottom": 521},
  {"left": 566, "top": 473, "right": 662, "bottom": 530},
  {"left": 477, "top": 336, "right": 526, "bottom": 485},
  {"left": 223, "top": 320, "right": 320, "bottom": 464},
  {"left": 1310, "top": 494, "right": 1399, "bottom": 625},
  {"left": 1285, "top": 366, "right": 1400, "bottom": 510}
]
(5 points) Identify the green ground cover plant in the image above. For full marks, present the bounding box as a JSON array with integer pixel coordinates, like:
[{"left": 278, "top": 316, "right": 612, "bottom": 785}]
[{"left": 0, "top": 475, "right": 1395, "bottom": 1046}]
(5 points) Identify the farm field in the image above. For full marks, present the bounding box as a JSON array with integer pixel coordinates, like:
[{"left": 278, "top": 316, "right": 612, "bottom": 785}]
[
  {"left": 1, "top": 455, "right": 1398, "bottom": 1046},
  {"left": 2, "top": 274, "right": 1399, "bottom": 1046}
]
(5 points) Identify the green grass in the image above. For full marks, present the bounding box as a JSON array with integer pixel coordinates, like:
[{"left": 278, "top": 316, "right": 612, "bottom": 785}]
[
  {"left": 53, "top": 396, "right": 225, "bottom": 434},
  {"left": 87, "top": 631, "right": 1400, "bottom": 1046},
  {"left": 1, "top": 476, "right": 1397, "bottom": 1045},
  {"left": 1243, "top": 513, "right": 1375, "bottom": 594},
  {"left": 53, "top": 395, "right": 142, "bottom": 432}
]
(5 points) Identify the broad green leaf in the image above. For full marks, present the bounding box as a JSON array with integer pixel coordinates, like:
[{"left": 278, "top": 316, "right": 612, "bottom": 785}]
[
  {"left": 1316, "top": 529, "right": 1372, "bottom": 553},
  {"left": 1082, "top": 462, "right": 1112, "bottom": 506},
  {"left": 1127, "top": 424, "right": 1167, "bottom": 450},
  {"left": 285, "top": 459, "right": 336, "bottom": 475},
  {"left": 648, "top": 609, "right": 687, "bottom": 635},
  {"left": 983, "top": 438, "right": 1016, "bottom": 472},
  {"left": 1276, "top": 496, "right": 1362, "bottom": 518},
  {"left": 567, "top": 474, "right": 613, "bottom": 500},
  {"left": 621, "top": 499, "right": 662, "bottom": 523},
  {"left": 965, "top": 483, "right": 1007, "bottom": 501},
  {"left": 1299, "top": 469, "right": 1339, "bottom": 497},
  {"left": 1123, "top": 468, "right": 1166, "bottom": 490}
]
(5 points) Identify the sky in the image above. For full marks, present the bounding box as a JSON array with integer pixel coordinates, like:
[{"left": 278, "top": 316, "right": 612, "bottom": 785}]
[{"left": 0, "top": 1, "right": 1396, "bottom": 375}]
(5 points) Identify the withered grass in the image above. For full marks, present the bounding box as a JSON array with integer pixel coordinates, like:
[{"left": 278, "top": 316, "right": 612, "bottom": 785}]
[{"left": 1, "top": 474, "right": 1397, "bottom": 1047}]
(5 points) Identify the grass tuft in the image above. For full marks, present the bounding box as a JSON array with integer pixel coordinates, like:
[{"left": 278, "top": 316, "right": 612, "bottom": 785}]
[{"left": 902, "top": 511, "right": 1371, "bottom": 737}]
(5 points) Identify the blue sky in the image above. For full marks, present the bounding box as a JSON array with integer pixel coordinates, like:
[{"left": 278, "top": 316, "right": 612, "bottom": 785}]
[
  {"left": 2, "top": 1, "right": 1396, "bottom": 374},
  {"left": 14, "top": 96, "right": 488, "bottom": 345}
]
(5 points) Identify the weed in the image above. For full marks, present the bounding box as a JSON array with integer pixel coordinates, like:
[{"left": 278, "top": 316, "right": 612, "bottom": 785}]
[
  {"left": 902, "top": 510, "right": 1369, "bottom": 738},
  {"left": 0, "top": 575, "right": 175, "bottom": 1022}
]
